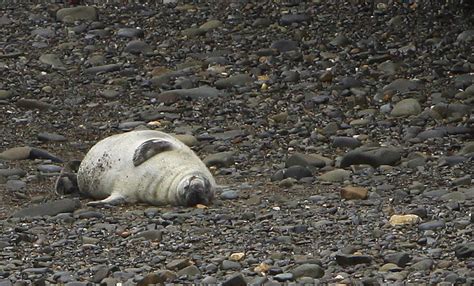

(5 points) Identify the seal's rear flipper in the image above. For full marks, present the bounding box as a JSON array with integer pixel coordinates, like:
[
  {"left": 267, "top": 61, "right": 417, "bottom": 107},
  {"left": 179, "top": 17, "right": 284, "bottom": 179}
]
[
  {"left": 87, "top": 193, "right": 126, "bottom": 207},
  {"left": 55, "top": 160, "right": 82, "bottom": 195},
  {"left": 133, "top": 139, "right": 174, "bottom": 166}
]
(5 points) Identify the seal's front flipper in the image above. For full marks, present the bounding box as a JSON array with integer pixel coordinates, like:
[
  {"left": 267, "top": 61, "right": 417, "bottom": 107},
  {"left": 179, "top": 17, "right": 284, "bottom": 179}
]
[
  {"left": 55, "top": 160, "right": 82, "bottom": 195},
  {"left": 87, "top": 193, "right": 126, "bottom": 207},
  {"left": 133, "top": 139, "right": 174, "bottom": 166}
]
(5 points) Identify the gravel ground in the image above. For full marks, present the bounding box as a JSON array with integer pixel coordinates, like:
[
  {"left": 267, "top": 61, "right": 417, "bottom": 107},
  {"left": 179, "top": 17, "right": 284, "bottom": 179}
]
[{"left": 0, "top": 1, "right": 473, "bottom": 285}]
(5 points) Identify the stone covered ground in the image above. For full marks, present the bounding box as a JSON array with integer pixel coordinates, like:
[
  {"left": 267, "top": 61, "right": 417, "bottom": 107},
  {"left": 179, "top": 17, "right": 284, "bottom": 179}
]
[{"left": 0, "top": 1, "right": 473, "bottom": 285}]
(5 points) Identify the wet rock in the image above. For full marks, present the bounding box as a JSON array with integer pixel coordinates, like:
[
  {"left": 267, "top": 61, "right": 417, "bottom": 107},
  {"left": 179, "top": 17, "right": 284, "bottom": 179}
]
[{"left": 12, "top": 199, "right": 81, "bottom": 218}]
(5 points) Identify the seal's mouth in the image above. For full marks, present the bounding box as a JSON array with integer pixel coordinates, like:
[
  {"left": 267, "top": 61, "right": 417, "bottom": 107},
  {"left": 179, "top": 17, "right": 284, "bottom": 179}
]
[{"left": 182, "top": 175, "right": 213, "bottom": 207}]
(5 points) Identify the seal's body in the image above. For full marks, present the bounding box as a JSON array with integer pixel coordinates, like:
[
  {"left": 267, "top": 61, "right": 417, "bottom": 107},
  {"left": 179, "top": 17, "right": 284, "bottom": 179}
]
[{"left": 76, "top": 130, "right": 215, "bottom": 206}]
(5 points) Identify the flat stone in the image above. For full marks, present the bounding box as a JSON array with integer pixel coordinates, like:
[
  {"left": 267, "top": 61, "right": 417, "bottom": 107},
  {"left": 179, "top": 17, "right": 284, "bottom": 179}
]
[
  {"left": 84, "top": 64, "right": 121, "bottom": 75},
  {"left": 203, "top": 151, "right": 235, "bottom": 167},
  {"left": 0, "top": 90, "right": 13, "bottom": 100},
  {"left": 285, "top": 153, "right": 327, "bottom": 168},
  {"left": 457, "top": 29, "right": 474, "bottom": 42},
  {"left": 271, "top": 39, "right": 298, "bottom": 53},
  {"left": 215, "top": 74, "right": 252, "bottom": 89},
  {"left": 124, "top": 40, "right": 152, "bottom": 55},
  {"left": 176, "top": 265, "right": 200, "bottom": 277},
  {"left": 37, "top": 164, "right": 62, "bottom": 173},
  {"left": 6, "top": 180, "right": 26, "bottom": 191},
  {"left": 332, "top": 136, "right": 362, "bottom": 149},
  {"left": 454, "top": 242, "right": 474, "bottom": 259},
  {"left": 280, "top": 14, "right": 309, "bottom": 26},
  {"left": 319, "top": 169, "right": 350, "bottom": 182},
  {"left": 38, "top": 132, "right": 67, "bottom": 142},
  {"left": 383, "top": 79, "right": 422, "bottom": 93},
  {"left": 419, "top": 220, "right": 445, "bottom": 231},
  {"left": 16, "top": 99, "right": 55, "bottom": 110},
  {"left": 56, "top": 6, "right": 98, "bottom": 22},
  {"left": 173, "top": 134, "right": 198, "bottom": 147},
  {"left": 137, "top": 270, "right": 177, "bottom": 286},
  {"left": 222, "top": 273, "right": 246, "bottom": 286},
  {"left": 220, "top": 190, "right": 239, "bottom": 200},
  {"left": 39, "top": 54, "right": 64, "bottom": 69},
  {"left": 156, "top": 86, "right": 221, "bottom": 104},
  {"left": 340, "top": 147, "right": 401, "bottom": 168},
  {"left": 284, "top": 165, "right": 313, "bottom": 180},
  {"left": 290, "top": 263, "right": 324, "bottom": 279},
  {"left": 181, "top": 27, "right": 206, "bottom": 37},
  {"left": 117, "top": 28, "right": 144, "bottom": 38},
  {"left": 0, "top": 168, "right": 26, "bottom": 178},
  {"left": 389, "top": 214, "right": 421, "bottom": 226},
  {"left": 384, "top": 252, "right": 411, "bottom": 267},
  {"left": 221, "top": 260, "right": 241, "bottom": 271},
  {"left": 335, "top": 254, "right": 372, "bottom": 266},
  {"left": 132, "top": 230, "right": 163, "bottom": 241},
  {"left": 391, "top": 98, "right": 422, "bottom": 117},
  {"left": 199, "top": 19, "right": 222, "bottom": 31},
  {"left": 12, "top": 199, "right": 81, "bottom": 218},
  {"left": 341, "top": 186, "right": 368, "bottom": 200}
]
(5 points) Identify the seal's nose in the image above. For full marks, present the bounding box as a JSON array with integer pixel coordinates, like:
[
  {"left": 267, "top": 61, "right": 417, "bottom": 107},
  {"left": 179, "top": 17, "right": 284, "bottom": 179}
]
[{"left": 185, "top": 182, "right": 211, "bottom": 207}]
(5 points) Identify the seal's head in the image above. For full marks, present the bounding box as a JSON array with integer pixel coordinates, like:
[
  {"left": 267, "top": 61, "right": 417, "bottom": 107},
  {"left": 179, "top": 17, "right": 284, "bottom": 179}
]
[{"left": 178, "top": 174, "right": 214, "bottom": 207}]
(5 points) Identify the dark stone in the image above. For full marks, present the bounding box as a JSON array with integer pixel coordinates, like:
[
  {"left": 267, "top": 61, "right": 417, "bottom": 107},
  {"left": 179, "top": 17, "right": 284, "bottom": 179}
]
[
  {"left": 384, "top": 252, "right": 411, "bottom": 267},
  {"left": 221, "top": 273, "right": 246, "bottom": 286},
  {"left": 454, "top": 242, "right": 474, "bottom": 259},
  {"left": 12, "top": 199, "right": 81, "bottom": 218},
  {"left": 418, "top": 220, "right": 445, "bottom": 231},
  {"left": 335, "top": 254, "right": 372, "bottom": 266},
  {"left": 340, "top": 147, "right": 401, "bottom": 168},
  {"left": 284, "top": 165, "right": 313, "bottom": 180}
]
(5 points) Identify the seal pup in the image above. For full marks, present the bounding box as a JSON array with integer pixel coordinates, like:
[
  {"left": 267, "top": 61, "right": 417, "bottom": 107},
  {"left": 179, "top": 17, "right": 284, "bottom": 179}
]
[{"left": 65, "top": 130, "right": 215, "bottom": 207}]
